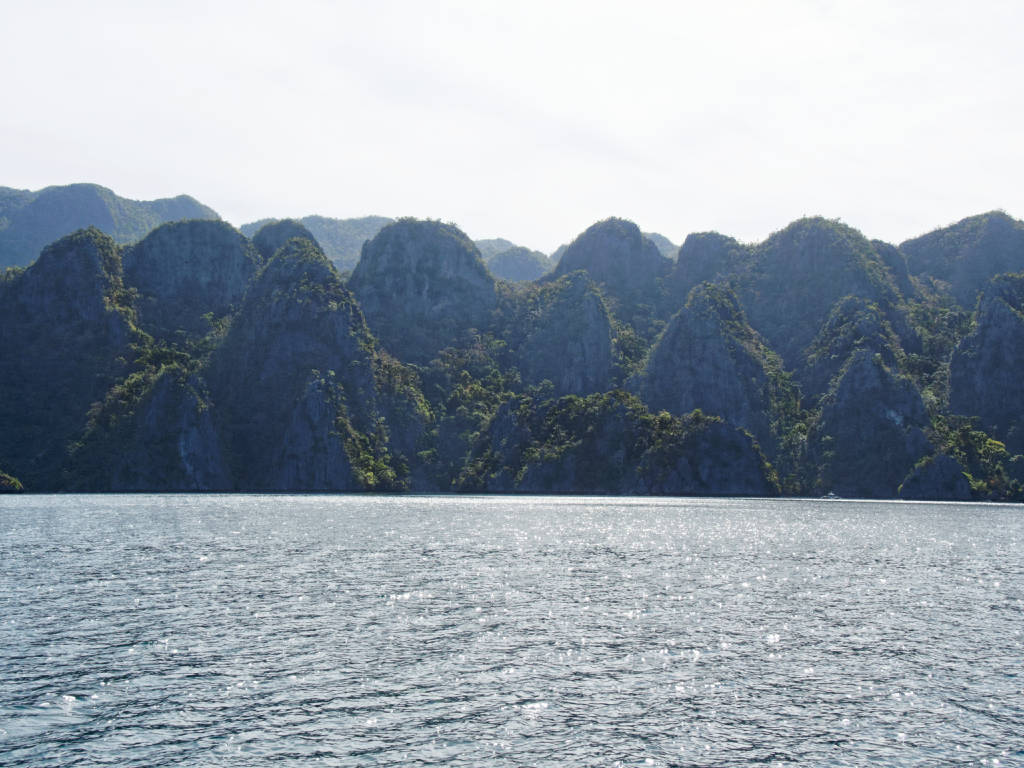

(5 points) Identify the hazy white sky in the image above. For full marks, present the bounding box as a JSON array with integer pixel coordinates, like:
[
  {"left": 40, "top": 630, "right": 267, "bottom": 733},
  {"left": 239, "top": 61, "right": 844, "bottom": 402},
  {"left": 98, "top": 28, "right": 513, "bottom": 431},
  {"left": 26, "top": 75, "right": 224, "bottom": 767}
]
[{"left": 2, "top": 0, "right": 1021, "bottom": 253}]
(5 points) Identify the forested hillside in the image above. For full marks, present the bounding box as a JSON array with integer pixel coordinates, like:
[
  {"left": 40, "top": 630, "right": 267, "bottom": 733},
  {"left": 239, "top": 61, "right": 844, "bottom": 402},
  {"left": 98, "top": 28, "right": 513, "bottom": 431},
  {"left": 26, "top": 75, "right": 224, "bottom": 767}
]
[
  {"left": 2, "top": 202, "right": 1023, "bottom": 500},
  {"left": 0, "top": 184, "right": 218, "bottom": 267}
]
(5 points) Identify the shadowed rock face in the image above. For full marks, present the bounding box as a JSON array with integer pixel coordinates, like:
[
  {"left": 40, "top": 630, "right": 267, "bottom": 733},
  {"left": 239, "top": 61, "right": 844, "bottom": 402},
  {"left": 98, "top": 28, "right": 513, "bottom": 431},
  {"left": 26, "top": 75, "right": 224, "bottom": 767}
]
[
  {"left": 810, "top": 350, "right": 932, "bottom": 498},
  {"left": 739, "top": 218, "right": 906, "bottom": 369},
  {"left": 517, "top": 271, "right": 613, "bottom": 396},
  {"left": 251, "top": 219, "right": 320, "bottom": 261},
  {"left": 553, "top": 218, "right": 670, "bottom": 289},
  {"left": 123, "top": 220, "right": 261, "bottom": 338},
  {"left": 664, "top": 219, "right": 911, "bottom": 370},
  {"left": 81, "top": 370, "right": 232, "bottom": 492},
  {"left": 797, "top": 296, "right": 904, "bottom": 404},
  {"left": 669, "top": 232, "right": 752, "bottom": 303},
  {"left": 0, "top": 228, "right": 137, "bottom": 489},
  {"left": 899, "top": 454, "right": 971, "bottom": 501},
  {"left": 900, "top": 211, "right": 1024, "bottom": 308},
  {"left": 630, "top": 283, "right": 796, "bottom": 453},
  {"left": 949, "top": 273, "right": 1024, "bottom": 452},
  {"left": 208, "top": 239, "right": 377, "bottom": 489},
  {"left": 206, "top": 238, "right": 428, "bottom": 491},
  {"left": 349, "top": 219, "right": 497, "bottom": 363}
]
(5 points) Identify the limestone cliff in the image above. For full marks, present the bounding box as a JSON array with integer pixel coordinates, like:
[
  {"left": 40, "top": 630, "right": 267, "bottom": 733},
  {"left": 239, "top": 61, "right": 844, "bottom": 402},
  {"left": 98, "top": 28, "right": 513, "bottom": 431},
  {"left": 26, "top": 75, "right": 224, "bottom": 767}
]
[
  {"left": 948, "top": 273, "right": 1024, "bottom": 452},
  {"left": 810, "top": 350, "right": 932, "bottom": 497},
  {"left": 251, "top": 218, "right": 320, "bottom": 261},
  {"left": 798, "top": 296, "right": 904, "bottom": 403},
  {"left": 898, "top": 454, "right": 972, "bottom": 501},
  {"left": 668, "top": 232, "right": 752, "bottom": 305},
  {"left": 69, "top": 368, "right": 232, "bottom": 491},
  {"left": 486, "top": 246, "right": 552, "bottom": 282},
  {"left": 123, "top": 220, "right": 261, "bottom": 339},
  {"left": 547, "top": 218, "right": 671, "bottom": 336},
  {"left": 900, "top": 211, "right": 1024, "bottom": 308},
  {"left": 738, "top": 218, "right": 907, "bottom": 369},
  {"left": 241, "top": 215, "right": 392, "bottom": 272},
  {"left": 630, "top": 283, "right": 798, "bottom": 453},
  {"left": 516, "top": 271, "right": 613, "bottom": 396},
  {"left": 208, "top": 238, "right": 428, "bottom": 490},
  {"left": 0, "top": 228, "right": 138, "bottom": 489},
  {"left": 349, "top": 219, "right": 497, "bottom": 363}
]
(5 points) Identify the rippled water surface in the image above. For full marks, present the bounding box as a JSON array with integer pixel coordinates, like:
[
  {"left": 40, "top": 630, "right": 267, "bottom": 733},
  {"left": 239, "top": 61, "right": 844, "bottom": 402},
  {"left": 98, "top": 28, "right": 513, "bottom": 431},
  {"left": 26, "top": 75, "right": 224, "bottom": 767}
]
[{"left": 1, "top": 495, "right": 1023, "bottom": 766}]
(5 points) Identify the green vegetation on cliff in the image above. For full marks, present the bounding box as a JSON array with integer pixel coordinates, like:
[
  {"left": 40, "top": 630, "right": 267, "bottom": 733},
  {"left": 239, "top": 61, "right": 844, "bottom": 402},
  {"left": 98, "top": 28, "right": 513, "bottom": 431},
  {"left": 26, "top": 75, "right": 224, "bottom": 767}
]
[
  {"left": 0, "top": 469, "right": 24, "bottom": 492},
  {"left": 460, "top": 390, "right": 778, "bottom": 496},
  {"left": 3, "top": 205, "right": 1024, "bottom": 499}
]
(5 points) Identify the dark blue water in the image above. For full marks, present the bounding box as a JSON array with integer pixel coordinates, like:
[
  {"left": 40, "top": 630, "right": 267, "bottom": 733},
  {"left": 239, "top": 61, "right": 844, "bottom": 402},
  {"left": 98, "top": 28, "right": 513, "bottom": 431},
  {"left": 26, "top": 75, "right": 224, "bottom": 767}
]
[{"left": 1, "top": 495, "right": 1022, "bottom": 766}]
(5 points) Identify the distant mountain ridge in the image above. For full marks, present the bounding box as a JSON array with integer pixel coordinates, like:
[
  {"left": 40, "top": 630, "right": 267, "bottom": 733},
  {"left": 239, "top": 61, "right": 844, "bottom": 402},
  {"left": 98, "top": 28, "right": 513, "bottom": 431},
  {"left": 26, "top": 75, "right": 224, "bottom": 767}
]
[{"left": 0, "top": 183, "right": 219, "bottom": 267}]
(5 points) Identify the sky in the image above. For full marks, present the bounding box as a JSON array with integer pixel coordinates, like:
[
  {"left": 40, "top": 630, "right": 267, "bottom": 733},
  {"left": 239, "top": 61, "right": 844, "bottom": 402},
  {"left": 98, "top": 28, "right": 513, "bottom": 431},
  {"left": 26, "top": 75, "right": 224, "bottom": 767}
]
[{"left": 1, "top": 0, "right": 1022, "bottom": 254}]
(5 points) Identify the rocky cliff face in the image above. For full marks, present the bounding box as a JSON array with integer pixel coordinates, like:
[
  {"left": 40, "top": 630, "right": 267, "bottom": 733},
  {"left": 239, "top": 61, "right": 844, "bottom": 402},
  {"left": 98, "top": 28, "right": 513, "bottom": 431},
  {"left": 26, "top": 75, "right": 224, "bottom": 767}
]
[
  {"left": 631, "top": 283, "right": 797, "bottom": 453},
  {"left": 208, "top": 238, "right": 428, "bottom": 490},
  {"left": 69, "top": 368, "right": 232, "bottom": 491},
  {"left": 810, "top": 350, "right": 932, "bottom": 497},
  {"left": 462, "top": 391, "right": 778, "bottom": 496},
  {"left": 738, "top": 218, "right": 907, "bottom": 368},
  {"left": 898, "top": 454, "right": 972, "bottom": 501},
  {"left": 349, "top": 219, "right": 497, "bottom": 363},
  {"left": 900, "top": 211, "right": 1024, "bottom": 308},
  {"left": 948, "top": 273, "right": 1024, "bottom": 452},
  {"left": 268, "top": 374, "right": 358, "bottom": 490},
  {"left": 516, "top": 271, "right": 613, "bottom": 395},
  {"left": 0, "top": 228, "right": 138, "bottom": 489},
  {"left": 123, "top": 220, "right": 262, "bottom": 338},
  {"left": 798, "top": 296, "right": 904, "bottom": 403},
  {"left": 7, "top": 205, "right": 1024, "bottom": 500},
  {"left": 548, "top": 218, "right": 670, "bottom": 334},
  {"left": 0, "top": 183, "right": 219, "bottom": 267},
  {"left": 251, "top": 219, "right": 320, "bottom": 261},
  {"left": 668, "top": 232, "right": 752, "bottom": 305}
]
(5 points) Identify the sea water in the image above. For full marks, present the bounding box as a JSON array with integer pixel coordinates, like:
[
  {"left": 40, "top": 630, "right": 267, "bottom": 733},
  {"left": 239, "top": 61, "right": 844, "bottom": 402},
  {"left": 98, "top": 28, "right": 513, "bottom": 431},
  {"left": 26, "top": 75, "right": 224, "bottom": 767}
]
[{"left": 1, "top": 494, "right": 1022, "bottom": 766}]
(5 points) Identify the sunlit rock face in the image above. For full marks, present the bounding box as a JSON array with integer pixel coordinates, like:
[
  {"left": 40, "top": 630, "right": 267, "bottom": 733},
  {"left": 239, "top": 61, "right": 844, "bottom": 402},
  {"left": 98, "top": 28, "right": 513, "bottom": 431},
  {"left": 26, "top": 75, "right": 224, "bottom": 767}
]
[{"left": 349, "top": 219, "right": 497, "bottom": 364}]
